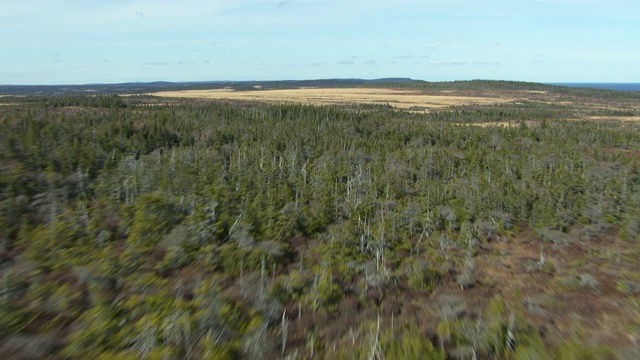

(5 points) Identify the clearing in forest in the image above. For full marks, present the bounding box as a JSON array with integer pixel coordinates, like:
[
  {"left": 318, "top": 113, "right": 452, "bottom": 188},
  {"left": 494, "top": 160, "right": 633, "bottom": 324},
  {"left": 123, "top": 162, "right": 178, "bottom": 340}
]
[{"left": 148, "top": 87, "right": 518, "bottom": 110}]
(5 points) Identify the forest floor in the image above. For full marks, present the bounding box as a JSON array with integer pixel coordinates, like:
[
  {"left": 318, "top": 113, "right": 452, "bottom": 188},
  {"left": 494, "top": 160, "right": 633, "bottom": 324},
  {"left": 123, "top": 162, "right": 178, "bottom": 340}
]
[{"left": 471, "top": 225, "right": 640, "bottom": 354}]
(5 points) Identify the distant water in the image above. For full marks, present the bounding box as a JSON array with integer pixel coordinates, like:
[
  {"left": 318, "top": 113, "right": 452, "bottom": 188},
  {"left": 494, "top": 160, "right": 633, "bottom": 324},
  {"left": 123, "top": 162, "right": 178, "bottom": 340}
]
[{"left": 548, "top": 83, "right": 640, "bottom": 92}]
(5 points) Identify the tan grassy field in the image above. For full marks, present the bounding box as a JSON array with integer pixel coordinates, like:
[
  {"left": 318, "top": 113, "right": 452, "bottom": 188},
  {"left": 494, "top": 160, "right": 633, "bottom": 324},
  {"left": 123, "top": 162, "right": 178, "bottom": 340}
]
[
  {"left": 469, "top": 116, "right": 640, "bottom": 127},
  {"left": 148, "top": 87, "right": 639, "bottom": 125},
  {"left": 584, "top": 115, "right": 640, "bottom": 122},
  {"left": 149, "top": 87, "right": 518, "bottom": 110}
]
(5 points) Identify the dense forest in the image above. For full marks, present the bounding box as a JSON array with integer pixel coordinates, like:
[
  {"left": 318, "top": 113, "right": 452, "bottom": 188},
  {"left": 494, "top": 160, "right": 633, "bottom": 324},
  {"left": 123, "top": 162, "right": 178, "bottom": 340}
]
[{"left": 1, "top": 89, "right": 640, "bottom": 358}]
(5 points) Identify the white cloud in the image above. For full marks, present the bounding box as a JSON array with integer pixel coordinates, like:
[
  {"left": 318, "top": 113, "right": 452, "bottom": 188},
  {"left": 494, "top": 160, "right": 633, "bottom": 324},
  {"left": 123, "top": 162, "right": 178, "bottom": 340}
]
[
  {"left": 429, "top": 60, "right": 466, "bottom": 65},
  {"left": 141, "top": 62, "right": 170, "bottom": 66},
  {"left": 471, "top": 61, "right": 501, "bottom": 65},
  {"left": 427, "top": 60, "right": 501, "bottom": 66},
  {"left": 0, "top": 0, "right": 234, "bottom": 34},
  {"left": 392, "top": 54, "right": 413, "bottom": 59}
]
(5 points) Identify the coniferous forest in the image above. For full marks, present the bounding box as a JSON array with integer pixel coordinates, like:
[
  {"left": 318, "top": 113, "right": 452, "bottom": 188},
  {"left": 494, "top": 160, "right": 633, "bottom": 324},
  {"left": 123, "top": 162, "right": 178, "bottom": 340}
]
[{"left": 1, "top": 83, "right": 640, "bottom": 358}]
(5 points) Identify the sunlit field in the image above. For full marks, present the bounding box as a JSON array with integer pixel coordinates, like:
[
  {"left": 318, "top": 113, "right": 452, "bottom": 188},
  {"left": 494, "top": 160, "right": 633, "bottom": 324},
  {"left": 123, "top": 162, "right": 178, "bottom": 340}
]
[{"left": 149, "top": 87, "right": 517, "bottom": 109}]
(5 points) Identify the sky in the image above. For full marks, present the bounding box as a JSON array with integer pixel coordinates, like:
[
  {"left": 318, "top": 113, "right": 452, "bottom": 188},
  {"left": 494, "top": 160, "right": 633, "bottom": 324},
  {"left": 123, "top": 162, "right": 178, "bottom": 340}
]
[{"left": 1, "top": 0, "right": 639, "bottom": 85}]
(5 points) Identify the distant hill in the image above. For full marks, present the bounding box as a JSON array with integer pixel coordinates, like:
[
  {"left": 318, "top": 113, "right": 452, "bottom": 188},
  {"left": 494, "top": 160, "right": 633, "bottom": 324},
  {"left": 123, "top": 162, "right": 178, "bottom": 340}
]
[
  {"left": 1, "top": 78, "right": 637, "bottom": 98},
  {"left": 549, "top": 83, "right": 640, "bottom": 92},
  {"left": 0, "top": 78, "right": 415, "bottom": 96}
]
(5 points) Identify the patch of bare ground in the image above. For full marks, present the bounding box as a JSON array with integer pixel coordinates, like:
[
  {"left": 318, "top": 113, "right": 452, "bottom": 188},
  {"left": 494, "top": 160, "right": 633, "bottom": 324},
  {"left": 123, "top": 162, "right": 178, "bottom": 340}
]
[
  {"left": 461, "top": 121, "right": 533, "bottom": 127},
  {"left": 473, "top": 225, "right": 640, "bottom": 350},
  {"left": 278, "top": 219, "right": 640, "bottom": 356},
  {"left": 584, "top": 116, "right": 640, "bottom": 123}
]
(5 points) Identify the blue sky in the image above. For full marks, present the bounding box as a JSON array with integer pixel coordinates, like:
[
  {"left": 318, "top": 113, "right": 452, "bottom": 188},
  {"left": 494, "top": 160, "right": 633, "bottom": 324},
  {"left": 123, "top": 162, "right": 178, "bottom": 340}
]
[{"left": 1, "top": 0, "right": 638, "bottom": 85}]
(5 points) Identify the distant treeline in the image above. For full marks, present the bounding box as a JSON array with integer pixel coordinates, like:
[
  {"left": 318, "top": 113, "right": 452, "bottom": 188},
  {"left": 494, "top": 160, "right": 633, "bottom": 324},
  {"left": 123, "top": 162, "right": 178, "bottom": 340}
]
[
  {"left": 3, "top": 94, "right": 128, "bottom": 108},
  {"left": 0, "top": 78, "right": 413, "bottom": 96}
]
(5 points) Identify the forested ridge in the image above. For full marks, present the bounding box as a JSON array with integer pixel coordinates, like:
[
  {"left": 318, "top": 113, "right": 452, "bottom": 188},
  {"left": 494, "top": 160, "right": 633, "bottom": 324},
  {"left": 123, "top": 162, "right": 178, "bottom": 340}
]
[
  {"left": 1, "top": 94, "right": 640, "bottom": 358},
  {"left": 3, "top": 78, "right": 639, "bottom": 97}
]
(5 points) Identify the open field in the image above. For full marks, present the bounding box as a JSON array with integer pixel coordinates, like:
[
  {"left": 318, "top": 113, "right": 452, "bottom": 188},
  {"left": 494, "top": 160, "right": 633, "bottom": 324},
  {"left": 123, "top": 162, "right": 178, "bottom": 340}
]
[
  {"left": 584, "top": 115, "right": 640, "bottom": 122},
  {"left": 149, "top": 87, "right": 520, "bottom": 110},
  {"left": 149, "top": 87, "right": 640, "bottom": 123}
]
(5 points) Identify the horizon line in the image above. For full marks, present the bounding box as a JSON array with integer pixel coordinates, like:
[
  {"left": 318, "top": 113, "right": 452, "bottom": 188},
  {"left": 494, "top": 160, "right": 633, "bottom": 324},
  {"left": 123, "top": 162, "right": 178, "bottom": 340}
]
[{"left": 2, "top": 78, "right": 640, "bottom": 87}]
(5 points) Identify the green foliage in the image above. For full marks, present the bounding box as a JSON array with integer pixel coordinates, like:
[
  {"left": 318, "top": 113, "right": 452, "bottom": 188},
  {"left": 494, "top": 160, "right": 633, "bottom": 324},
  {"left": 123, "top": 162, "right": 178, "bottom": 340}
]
[
  {"left": 32, "top": 94, "right": 128, "bottom": 109},
  {"left": 62, "top": 305, "right": 122, "bottom": 357},
  {"left": 22, "top": 209, "right": 94, "bottom": 269},
  {"left": 554, "top": 341, "right": 615, "bottom": 360},
  {"left": 301, "top": 266, "right": 343, "bottom": 312},
  {"left": 437, "top": 296, "right": 553, "bottom": 358},
  {"left": 381, "top": 324, "right": 445, "bottom": 359},
  {"left": 405, "top": 259, "right": 442, "bottom": 292},
  {"left": 127, "top": 193, "right": 186, "bottom": 249}
]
